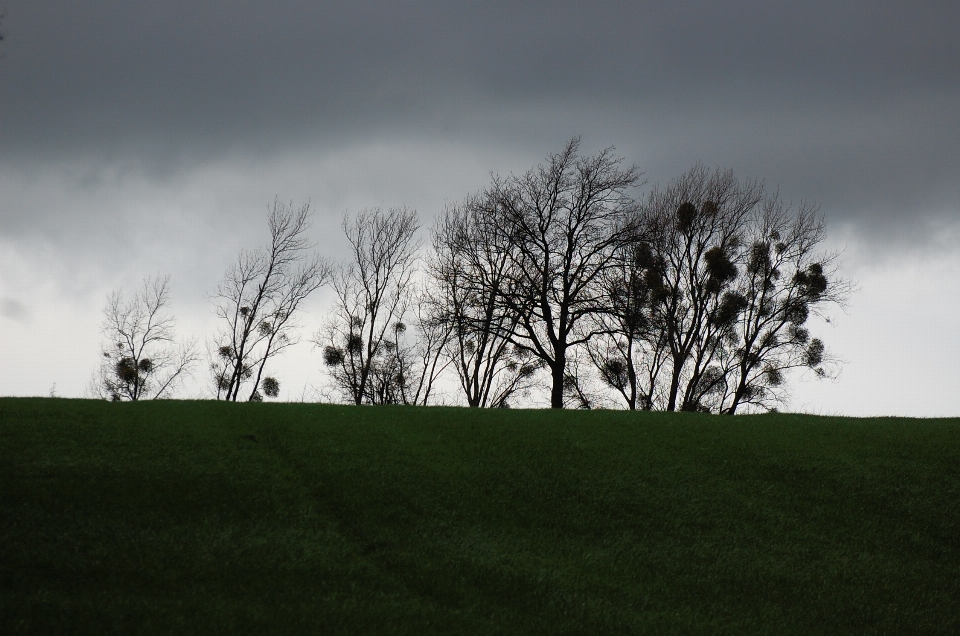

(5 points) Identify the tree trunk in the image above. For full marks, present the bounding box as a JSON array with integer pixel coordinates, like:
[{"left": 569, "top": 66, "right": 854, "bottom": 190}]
[
  {"left": 550, "top": 364, "right": 565, "bottom": 409},
  {"left": 727, "top": 370, "right": 749, "bottom": 415},
  {"left": 548, "top": 344, "right": 566, "bottom": 409},
  {"left": 666, "top": 360, "right": 682, "bottom": 412},
  {"left": 626, "top": 354, "right": 638, "bottom": 411}
]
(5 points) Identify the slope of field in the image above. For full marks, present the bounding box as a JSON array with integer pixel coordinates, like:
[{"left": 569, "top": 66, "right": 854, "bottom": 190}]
[{"left": 1, "top": 398, "right": 958, "bottom": 634}]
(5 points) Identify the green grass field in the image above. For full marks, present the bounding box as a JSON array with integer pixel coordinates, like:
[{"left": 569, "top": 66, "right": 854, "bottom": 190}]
[{"left": 1, "top": 398, "right": 958, "bottom": 634}]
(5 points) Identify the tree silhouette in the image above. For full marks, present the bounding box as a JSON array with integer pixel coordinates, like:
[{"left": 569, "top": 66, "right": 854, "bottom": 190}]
[
  {"left": 317, "top": 207, "right": 429, "bottom": 405},
  {"left": 92, "top": 275, "right": 198, "bottom": 401},
  {"left": 585, "top": 239, "right": 668, "bottom": 410},
  {"left": 487, "top": 138, "right": 642, "bottom": 408},
  {"left": 591, "top": 165, "right": 851, "bottom": 413},
  {"left": 638, "top": 166, "right": 764, "bottom": 411},
  {"left": 210, "top": 200, "right": 331, "bottom": 401},
  {"left": 429, "top": 195, "right": 541, "bottom": 407},
  {"left": 717, "top": 197, "right": 851, "bottom": 413}
]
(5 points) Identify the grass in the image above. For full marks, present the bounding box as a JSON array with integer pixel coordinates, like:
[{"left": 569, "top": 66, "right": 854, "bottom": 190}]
[{"left": 1, "top": 398, "right": 958, "bottom": 634}]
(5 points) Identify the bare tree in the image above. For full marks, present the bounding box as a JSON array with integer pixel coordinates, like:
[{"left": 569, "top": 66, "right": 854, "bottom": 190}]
[
  {"left": 717, "top": 197, "right": 851, "bottom": 413},
  {"left": 585, "top": 240, "right": 670, "bottom": 410},
  {"left": 92, "top": 275, "right": 198, "bottom": 401},
  {"left": 400, "top": 288, "right": 456, "bottom": 405},
  {"left": 603, "top": 165, "right": 851, "bottom": 413},
  {"left": 353, "top": 288, "right": 453, "bottom": 406},
  {"left": 317, "top": 207, "right": 421, "bottom": 405},
  {"left": 429, "top": 196, "right": 541, "bottom": 407},
  {"left": 210, "top": 200, "right": 332, "bottom": 401},
  {"left": 638, "top": 165, "right": 764, "bottom": 411},
  {"left": 488, "top": 138, "right": 643, "bottom": 408}
]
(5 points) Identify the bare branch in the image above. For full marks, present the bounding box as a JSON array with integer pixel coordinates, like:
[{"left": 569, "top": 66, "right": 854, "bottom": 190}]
[
  {"left": 316, "top": 207, "right": 422, "bottom": 404},
  {"left": 483, "top": 138, "right": 643, "bottom": 407},
  {"left": 92, "top": 275, "right": 198, "bottom": 401},
  {"left": 210, "top": 199, "right": 332, "bottom": 401}
]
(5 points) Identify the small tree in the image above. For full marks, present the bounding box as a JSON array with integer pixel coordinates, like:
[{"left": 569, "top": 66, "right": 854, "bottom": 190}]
[
  {"left": 585, "top": 239, "right": 669, "bottom": 410},
  {"left": 429, "top": 196, "right": 541, "bottom": 407},
  {"left": 399, "top": 288, "right": 456, "bottom": 405},
  {"left": 92, "top": 275, "right": 198, "bottom": 401},
  {"left": 717, "top": 197, "right": 851, "bottom": 413},
  {"left": 333, "top": 292, "right": 451, "bottom": 406},
  {"left": 317, "top": 207, "right": 422, "bottom": 405},
  {"left": 210, "top": 200, "right": 332, "bottom": 401}
]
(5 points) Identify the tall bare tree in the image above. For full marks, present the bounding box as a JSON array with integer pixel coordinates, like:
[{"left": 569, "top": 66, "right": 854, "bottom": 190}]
[
  {"left": 585, "top": 239, "right": 669, "bottom": 410},
  {"left": 317, "top": 207, "right": 421, "bottom": 405},
  {"left": 210, "top": 200, "right": 331, "bottom": 401},
  {"left": 716, "top": 197, "right": 851, "bottom": 413},
  {"left": 638, "top": 165, "right": 764, "bottom": 411},
  {"left": 92, "top": 275, "right": 198, "bottom": 401},
  {"left": 429, "top": 196, "right": 541, "bottom": 407},
  {"left": 489, "top": 138, "right": 642, "bottom": 408},
  {"left": 597, "top": 165, "right": 850, "bottom": 413}
]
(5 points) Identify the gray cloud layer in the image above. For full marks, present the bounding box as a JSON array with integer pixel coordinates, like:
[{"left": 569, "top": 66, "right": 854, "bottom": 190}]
[{"left": 2, "top": 1, "right": 959, "bottom": 239}]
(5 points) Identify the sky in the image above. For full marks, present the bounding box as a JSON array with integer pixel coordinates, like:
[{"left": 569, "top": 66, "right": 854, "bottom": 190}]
[{"left": 1, "top": 1, "right": 959, "bottom": 416}]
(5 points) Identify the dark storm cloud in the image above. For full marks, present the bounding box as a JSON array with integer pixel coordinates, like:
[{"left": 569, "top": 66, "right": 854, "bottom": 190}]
[
  {"left": 1, "top": 0, "right": 958, "bottom": 237},
  {"left": 3, "top": 1, "right": 957, "bottom": 150}
]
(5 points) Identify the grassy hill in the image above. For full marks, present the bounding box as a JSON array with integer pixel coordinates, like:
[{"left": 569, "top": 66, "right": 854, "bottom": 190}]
[{"left": 2, "top": 398, "right": 958, "bottom": 634}]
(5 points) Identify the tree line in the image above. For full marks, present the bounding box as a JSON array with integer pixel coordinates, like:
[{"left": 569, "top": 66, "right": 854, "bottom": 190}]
[{"left": 92, "top": 138, "right": 850, "bottom": 413}]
